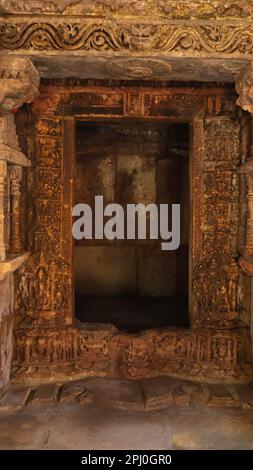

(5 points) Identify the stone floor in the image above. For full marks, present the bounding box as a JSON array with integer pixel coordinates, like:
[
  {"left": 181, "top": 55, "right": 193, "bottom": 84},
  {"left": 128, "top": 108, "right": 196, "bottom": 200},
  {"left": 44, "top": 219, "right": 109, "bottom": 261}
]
[{"left": 0, "top": 377, "right": 253, "bottom": 450}]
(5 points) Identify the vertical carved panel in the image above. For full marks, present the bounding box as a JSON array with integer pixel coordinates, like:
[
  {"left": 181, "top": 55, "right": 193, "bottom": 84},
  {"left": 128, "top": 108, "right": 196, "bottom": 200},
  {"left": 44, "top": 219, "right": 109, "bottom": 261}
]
[
  {"left": 189, "top": 118, "right": 205, "bottom": 323},
  {"left": 14, "top": 115, "right": 73, "bottom": 326},
  {"left": 192, "top": 117, "right": 248, "bottom": 328},
  {"left": 0, "top": 160, "right": 7, "bottom": 261},
  {"left": 9, "top": 165, "right": 22, "bottom": 254}
]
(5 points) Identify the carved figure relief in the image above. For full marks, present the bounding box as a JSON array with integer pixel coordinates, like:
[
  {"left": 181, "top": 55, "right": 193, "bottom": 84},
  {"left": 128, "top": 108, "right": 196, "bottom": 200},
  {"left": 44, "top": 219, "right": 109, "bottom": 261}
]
[{"left": 15, "top": 252, "right": 72, "bottom": 327}]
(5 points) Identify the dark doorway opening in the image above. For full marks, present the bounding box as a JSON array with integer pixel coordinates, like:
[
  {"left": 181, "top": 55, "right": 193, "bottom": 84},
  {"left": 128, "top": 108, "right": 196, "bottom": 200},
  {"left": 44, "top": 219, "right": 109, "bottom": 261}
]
[{"left": 75, "top": 121, "right": 189, "bottom": 332}]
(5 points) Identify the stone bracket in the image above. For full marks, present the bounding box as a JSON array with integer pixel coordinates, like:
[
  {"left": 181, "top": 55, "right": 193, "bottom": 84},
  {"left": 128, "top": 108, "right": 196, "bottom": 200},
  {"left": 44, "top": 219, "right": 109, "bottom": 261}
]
[
  {"left": 0, "top": 57, "right": 40, "bottom": 112},
  {"left": 236, "top": 62, "right": 253, "bottom": 115}
]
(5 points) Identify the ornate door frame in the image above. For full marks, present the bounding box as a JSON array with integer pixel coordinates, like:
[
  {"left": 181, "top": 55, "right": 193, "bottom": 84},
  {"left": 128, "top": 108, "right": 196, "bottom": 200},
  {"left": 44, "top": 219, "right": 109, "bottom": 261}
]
[{"left": 11, "top": 81, "right": 253, "bottom": 385}]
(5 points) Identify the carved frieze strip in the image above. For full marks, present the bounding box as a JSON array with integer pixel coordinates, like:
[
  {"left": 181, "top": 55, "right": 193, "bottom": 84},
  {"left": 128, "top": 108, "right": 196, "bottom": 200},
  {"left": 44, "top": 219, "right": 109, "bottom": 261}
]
[
  {"left": 0, "top": 22, "right": 253, "bottom": 56},
  {"left": 31, "top": 85, "right": 237, "bottom": 118},
  {"left": 12, "top": 326, "right": 253, "bottom": 384},
  {"left": 0, "top": 1, "right": 252, "bottom": 20}
]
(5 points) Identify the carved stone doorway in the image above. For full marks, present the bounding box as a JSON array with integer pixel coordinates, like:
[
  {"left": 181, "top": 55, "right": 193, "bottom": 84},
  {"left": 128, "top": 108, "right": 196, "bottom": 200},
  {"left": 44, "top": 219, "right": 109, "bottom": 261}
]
[
  {"left": 10, "top": 80, "right": 252, "bottom": 385},
  {"left": 0, "top": 2, "right": 253, "bottom": 402}
]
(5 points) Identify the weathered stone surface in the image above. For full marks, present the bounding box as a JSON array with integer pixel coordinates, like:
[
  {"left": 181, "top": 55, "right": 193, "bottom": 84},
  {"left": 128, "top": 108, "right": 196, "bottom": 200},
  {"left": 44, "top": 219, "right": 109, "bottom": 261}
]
[
  {"left": 0, "top": 274, "right": 13, "bottom": 396},
  {"left": 59, "top": 381, "right": 92, "bottom": 403},
  {"left": 1, "top": 377, "right": 253, "bottom": 450},
  {"left": 208, "top": 384, "right": 239, "bottom": 408},
  {"left": 80, "top": 378, "right": 144, "bottom": 411},
  {"left": 30, "top": 384, "right": 60, "bottom": 406},
  {"left": 228, "top": 384, "right": 253, "bottom": 409},
  {"left": 0, "top": 401, "right": 173, "bottom": 450},
  {"left": 3, "top": 378, "right": 253, "bottom": 412},
  {"left": 0, "top": 385, "right": 31, "bottom": 411},
  {"left": 0, "top": 57, "right": 40, "bottom": 112},
  {"left": 236, "top": 61, "right": 253, "bottom": 115},
  {"left": 141, "top": 377, "right": 174, "bottom": 410},
  {"left": 142, "top": 377, "right": 211, "bottom": 410}
]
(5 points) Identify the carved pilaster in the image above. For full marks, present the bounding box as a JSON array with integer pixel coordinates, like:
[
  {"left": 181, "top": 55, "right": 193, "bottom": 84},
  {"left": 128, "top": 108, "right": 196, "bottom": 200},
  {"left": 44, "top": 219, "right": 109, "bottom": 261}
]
[
  {"left": 236, "top": 65, "right": 253, "bottom": 281},
  {"left": 9, "top": 165, "right": 22, "bottom": 254},
  {"left": 0, "top": 58, "right": 40, "bottom": 264},
  {"left": 0, "top": 113, "right": 30, "bottom": 261},
  {"left": 238, "top": 123, "right": 253, "bottom": 275},
  {"left": 0, "top": 160, "right": 7, "bottom": 261}
]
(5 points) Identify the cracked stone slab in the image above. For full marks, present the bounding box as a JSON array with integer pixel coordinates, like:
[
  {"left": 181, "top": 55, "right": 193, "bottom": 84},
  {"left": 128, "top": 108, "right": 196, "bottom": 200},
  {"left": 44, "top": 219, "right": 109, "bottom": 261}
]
[{"left": 74, "top": 378, "right": 145, "bottom": 411}]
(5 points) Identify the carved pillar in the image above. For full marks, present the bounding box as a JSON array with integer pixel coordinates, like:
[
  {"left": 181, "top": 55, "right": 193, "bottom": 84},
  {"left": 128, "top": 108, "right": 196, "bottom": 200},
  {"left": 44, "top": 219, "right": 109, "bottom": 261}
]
[
  {"left": 0, "top": 58, "right": 40, "bottom": 261},
  {"left": 0, "top": 57, "right": 40, "bottom": 396}
]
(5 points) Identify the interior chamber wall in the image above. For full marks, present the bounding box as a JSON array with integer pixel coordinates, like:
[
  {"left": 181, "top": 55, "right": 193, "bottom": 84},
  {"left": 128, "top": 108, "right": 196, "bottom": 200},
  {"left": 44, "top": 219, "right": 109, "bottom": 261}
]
[{"left": 75, "top": 121, "right": 189, "bottom": 331}]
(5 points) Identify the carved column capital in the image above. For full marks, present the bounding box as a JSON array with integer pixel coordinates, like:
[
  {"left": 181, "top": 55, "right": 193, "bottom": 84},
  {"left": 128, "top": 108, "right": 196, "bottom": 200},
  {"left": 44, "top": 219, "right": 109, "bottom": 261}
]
[
  {"left": 0, "top": 57, "right": 40, "bottom": 112},
  {"left": 236, "top": 62, "right": 253, "bottom": 115}
]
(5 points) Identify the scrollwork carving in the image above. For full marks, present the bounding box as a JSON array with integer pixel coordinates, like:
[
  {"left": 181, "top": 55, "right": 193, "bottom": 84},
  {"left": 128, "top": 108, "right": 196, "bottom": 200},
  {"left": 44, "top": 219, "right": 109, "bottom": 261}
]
[{"left": 1, "top": 22, "right": 253, "bottom": 55}]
